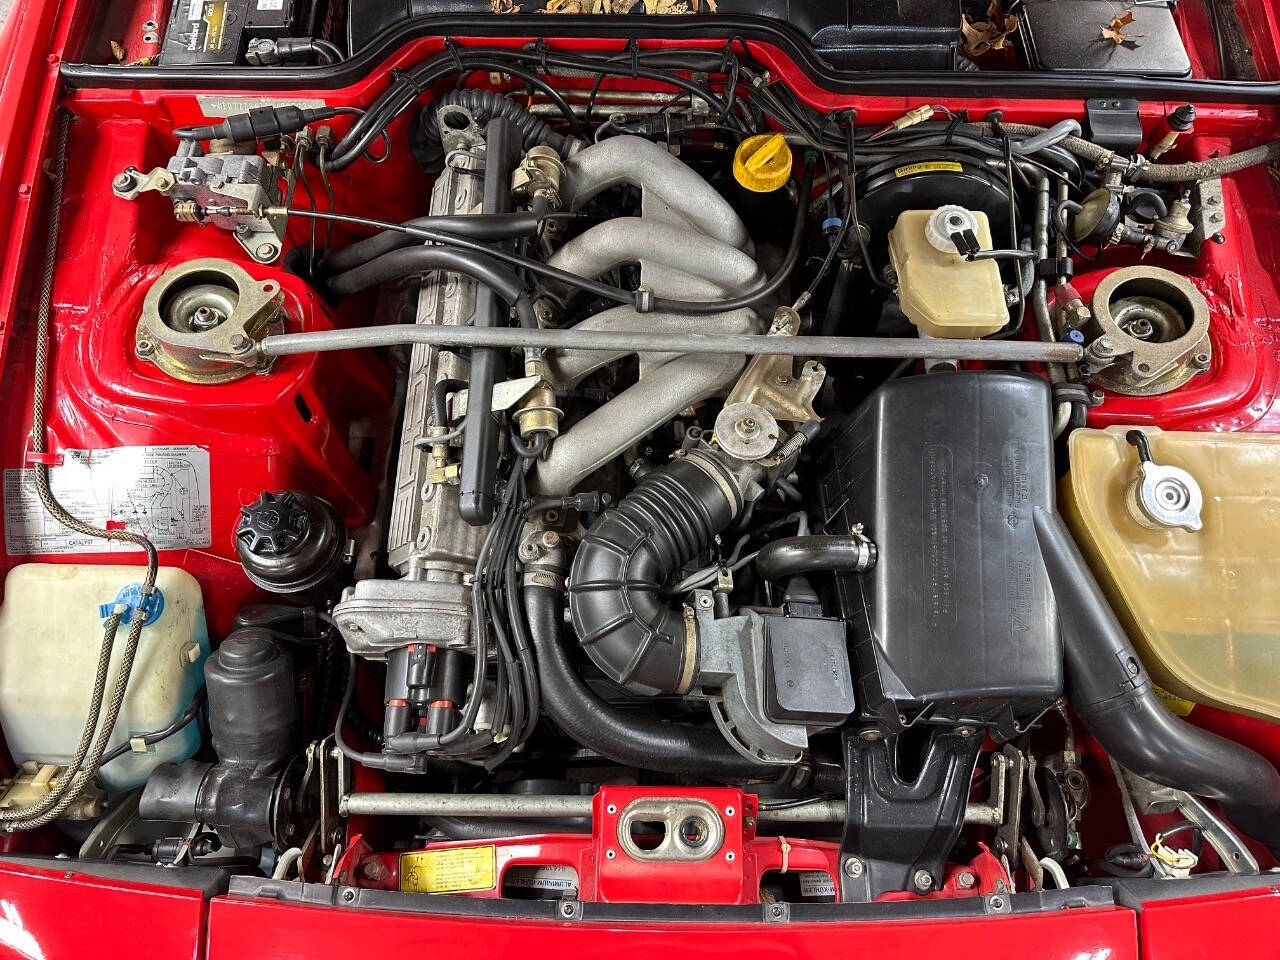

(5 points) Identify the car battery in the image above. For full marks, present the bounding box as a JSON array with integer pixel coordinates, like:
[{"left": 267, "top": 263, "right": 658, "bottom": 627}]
[{"left": 161, "top": 0, "right": 307, "bottom": 66}]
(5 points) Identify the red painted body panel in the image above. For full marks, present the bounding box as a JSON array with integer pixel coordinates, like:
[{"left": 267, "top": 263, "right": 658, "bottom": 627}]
[
  {"left": 204, "top": 893, "right": 1141, "bottom": 960},
  {"left": 1138, "top": 887, "right": 1280, "bottom": 959},
  {"left": 0, "top": 861, "right": 207, "bottom": 960},
  {"left": 2, "top": 0, "right": 1280, "bottom": 953},
  {"left": 349, "top": 788, "right": 1009, "bottom": 905}
]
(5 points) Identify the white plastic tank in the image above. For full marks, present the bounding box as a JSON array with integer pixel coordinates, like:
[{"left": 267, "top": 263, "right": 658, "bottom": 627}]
[{"left": 0, "top": 563, "right": 209, "bottom": 793}]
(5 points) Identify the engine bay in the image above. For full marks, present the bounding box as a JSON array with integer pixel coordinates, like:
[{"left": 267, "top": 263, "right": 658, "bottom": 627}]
[{"left": 3, "top": 1, "right": 1280, "bottom": 915}]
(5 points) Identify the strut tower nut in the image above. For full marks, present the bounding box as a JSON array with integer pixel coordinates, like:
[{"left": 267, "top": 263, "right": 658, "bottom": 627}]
[{"left": 135, "top": 258, "right": 284, "bottom": 384}]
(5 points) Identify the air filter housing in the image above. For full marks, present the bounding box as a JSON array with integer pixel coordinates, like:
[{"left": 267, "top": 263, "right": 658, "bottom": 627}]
[{"left": 815, "top": 372, "right": 1062, "bottom": 736}]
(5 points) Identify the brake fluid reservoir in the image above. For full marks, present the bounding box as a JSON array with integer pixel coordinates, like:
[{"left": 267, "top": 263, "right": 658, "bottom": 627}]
[
  {"left": 888, "top": 206, "right": 1008, "bottom": 338},
  {"left": 0, "top": 564, "right": 209, "bottom": 792},
  {"left": 1062, "top": 427, "right": 1280, "bottom": 721}
]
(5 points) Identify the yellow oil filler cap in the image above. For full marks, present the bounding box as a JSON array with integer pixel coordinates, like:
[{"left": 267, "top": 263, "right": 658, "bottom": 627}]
[{"left": 733, "top": 134, "right": 792, "bottom": 192}]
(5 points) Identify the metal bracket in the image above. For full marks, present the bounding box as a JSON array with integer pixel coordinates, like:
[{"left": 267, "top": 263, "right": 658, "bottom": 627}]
[
  {"left": 112, "top": 165, "right": 176, "bottom": 200},
  {"left": 452, "top": 375, "right": 542, "bottom": 417},
  {"left": 726, "top": 307, "right": 825, "bottom": 424},
  {"left": 838, "top": 726, "right": 983, "bottom": 902}
]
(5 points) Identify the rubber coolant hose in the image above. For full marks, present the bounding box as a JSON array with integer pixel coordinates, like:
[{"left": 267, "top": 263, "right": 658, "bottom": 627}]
[
  {"left": 755, "top": 535, "right": 877, "bottom": 582},
  {"left": 1033, "top": 507, "right": 1280, "bottom": 853},
  {"left": 327, "top": 245, "right": 537, "bottom": 328},
  {"left": 324, "top": 210, "right": 548, "bottom": 272},
  {"left": 524, "top": 584, "right": 770, "bottom": 778}
]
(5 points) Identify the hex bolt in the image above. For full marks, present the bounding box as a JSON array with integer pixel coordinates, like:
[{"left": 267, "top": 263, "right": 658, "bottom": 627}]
[
  {"left": 843, "top": 857, "right": 864, "bottom": 878},
  {"left": 956, "top": 871, "right": 977, "bottom": 889},
  {"left": 113, "top": 172, "right": 136, "bottom": 192},
  {"left": 912, "top": 869, "right": 934, "bottom": 892},
  {"left": 135, "top": 339, "right": 155, "bottom": 357},
  {"left": 255, "top": 242, "right": 279, "bottom": 261}
]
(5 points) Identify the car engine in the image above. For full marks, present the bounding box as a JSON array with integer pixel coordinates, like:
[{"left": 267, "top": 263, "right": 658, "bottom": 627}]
[{"left": 3, "top": 3, "right": 1280, "bottom": 913}]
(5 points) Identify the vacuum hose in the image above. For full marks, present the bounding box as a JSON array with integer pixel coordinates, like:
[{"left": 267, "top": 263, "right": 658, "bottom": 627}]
[
  {"left": 1033, "top": 507, "right": 1280, "bottom": 853},
  {"left": 567, "top": 452, "right": 742, "bottom": 696}
]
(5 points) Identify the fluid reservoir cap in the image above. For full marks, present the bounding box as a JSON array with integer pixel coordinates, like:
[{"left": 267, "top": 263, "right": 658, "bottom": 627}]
[
  {"left": 237, "top": 491, "right": 311, "bottom": 556},
  {"left": 733, "top": 134, "right": 792, "bottom": 193},
  {"left": 235, "top": 490, "right": 347, "bottom": 600},
  {"left": 98, "top": 583, "right": 165, "bottom": 626},
  {"left": 1132, "top": 460, "right": 1204, "bottom": 532},
  {"left": 1125, "top": 431, "right": 1203, "bottom": 532},
  {"left": 925, "top": 205, "right": 981, "bottom": 253}
]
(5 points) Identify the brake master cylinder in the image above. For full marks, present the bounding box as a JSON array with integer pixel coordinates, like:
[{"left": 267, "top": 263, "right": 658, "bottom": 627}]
[{"left": 888, "top": 205, "right": 1008, "bottom": 338}]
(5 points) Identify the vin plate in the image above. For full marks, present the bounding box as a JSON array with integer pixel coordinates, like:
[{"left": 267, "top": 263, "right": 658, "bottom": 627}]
[{"left": 4, "top": 446, "right": 211, "bottom": 555}]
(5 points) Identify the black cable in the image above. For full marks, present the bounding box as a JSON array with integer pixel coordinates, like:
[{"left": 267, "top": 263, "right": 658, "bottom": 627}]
[
  {"left": 840, "top": 111, "right": 888, "bottom": 290},
  {"left": 312, "top": 38, "right": 345, "bottom": 64},
  {"left": 325, "top": 47, "right": 750, "bottom": 171},
  {"left": 99, "top": 687, "right": 207, "bottom": 766}
]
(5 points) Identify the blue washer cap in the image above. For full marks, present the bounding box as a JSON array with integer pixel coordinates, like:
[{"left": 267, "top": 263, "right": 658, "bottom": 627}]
[
  {"left": 98, "top": 583, "right": 165, "bottom": 627},
  {"left": 1063, "top": 330, "right": 1086, "bottom": 345},
  {"left": 822, "top": 216, "right": 843, "bottom": 235}
]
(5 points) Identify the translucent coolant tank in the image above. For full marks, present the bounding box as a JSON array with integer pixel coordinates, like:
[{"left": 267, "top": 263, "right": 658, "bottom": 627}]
[
  {"left": 1061, "top": 427, "right": 1280, "bottom": 721},
  {"left": 0, "top": 564, "right": 209, "bottom": 792}
]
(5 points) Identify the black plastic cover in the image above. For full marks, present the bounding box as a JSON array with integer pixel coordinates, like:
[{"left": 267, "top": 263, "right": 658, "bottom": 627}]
[
  {"left": 763, "top": 615, "right": 855, "bottom": 726},
  {"left": 1018, "top": 0, "right": 1191, "bottom": 77},
  {"left": 347, "top": 0, "right": 959, "bottom": 71},
  {"left": 204, "top": 628, "right": 297, "bottom": 773},
  {"left": 815, "top": 372, "right": 1061, "bottom": 734}
]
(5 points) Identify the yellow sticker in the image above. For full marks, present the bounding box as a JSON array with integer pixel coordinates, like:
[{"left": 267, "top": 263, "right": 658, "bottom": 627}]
[
  {"left": 203, "top": 2, "right": 227, "bottom": 52},
  {"left": 400, "top": 846, "right": 497, "bottom": 894},
  {"left": 1153, "top": 684, "right": 1197, "bottom": 717},
  {"left": 894, "top": 161, "right": 964, "bottom": 178}
]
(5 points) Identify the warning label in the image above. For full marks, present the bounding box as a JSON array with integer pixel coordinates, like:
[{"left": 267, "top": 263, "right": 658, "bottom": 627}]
[
  {"left": 400, "top": 846, "right": 498, "bottom": 894},
  {"left": 503, "top": 865, "right": 578, "bottom": 894},
  {"left": 4, "top": 446, "right": 212, "bottom": 555},
  {"left": 799, "top": 871, "right": 836, "bottom": 898}
]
